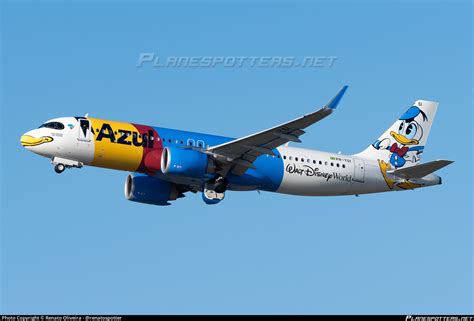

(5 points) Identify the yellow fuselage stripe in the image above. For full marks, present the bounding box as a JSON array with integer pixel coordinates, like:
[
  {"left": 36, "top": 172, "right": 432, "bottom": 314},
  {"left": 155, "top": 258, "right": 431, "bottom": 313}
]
[{"left": 89, "top": 118, "right": 144, "bottom": 172}]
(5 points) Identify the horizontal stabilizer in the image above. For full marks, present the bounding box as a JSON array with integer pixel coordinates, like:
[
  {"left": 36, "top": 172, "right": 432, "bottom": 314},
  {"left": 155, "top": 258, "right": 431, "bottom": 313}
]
[{"left": 390, "top": 160, "right": 453, "bottom": 179}]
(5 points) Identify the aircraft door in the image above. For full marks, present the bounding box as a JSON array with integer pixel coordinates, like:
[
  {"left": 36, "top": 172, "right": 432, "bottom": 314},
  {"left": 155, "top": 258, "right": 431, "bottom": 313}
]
[
  {"left": 353, "top": 158, "right": 365, "bottom": 183},
  {"left": 78, "top": 119, "right": 91, "bottom": 142}
]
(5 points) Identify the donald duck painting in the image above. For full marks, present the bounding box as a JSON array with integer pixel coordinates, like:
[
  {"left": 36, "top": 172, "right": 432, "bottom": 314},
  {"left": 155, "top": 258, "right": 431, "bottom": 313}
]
[
  {"left": 372, "top": 106, "right": 427, "bottom": 169},
  {"left": 370, "top": 105, "right": 431, "bottom": 190}
]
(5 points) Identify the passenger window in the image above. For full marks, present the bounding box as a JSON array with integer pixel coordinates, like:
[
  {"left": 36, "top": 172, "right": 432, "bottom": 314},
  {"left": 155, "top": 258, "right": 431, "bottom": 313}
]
[
  {"left": 295, "top": 157, "right": 298, "bottom": 161},
  {"left": 319, "top": 161, "right": 322, "bottom": 165},
  {"left": 187, "top": 139, "right": 195, "bottom": 146},
  {"left": 337, "top": 163, "right": 340, "bottom": 167},
  {"left": 342, "top": 164, "right": 345, "bottom": 168},
  {"left": 197, "top": 140, "right": 205, "bottom": 148},
  {"left": 283, "top": 155, "right": 286, "bottom": 159}
]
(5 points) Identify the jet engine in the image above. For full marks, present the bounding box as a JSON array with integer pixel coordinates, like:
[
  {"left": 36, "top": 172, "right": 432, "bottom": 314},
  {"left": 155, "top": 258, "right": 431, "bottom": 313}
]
[
  {"left": 124, "top": 174, "right": 173, "bottom": 206},
  {"left": 161, "top": 147, "right": 208, "bottom": 177}
]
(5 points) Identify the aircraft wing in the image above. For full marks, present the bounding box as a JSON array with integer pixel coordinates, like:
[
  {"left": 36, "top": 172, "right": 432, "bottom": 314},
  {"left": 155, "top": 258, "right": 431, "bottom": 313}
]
[{"left": 206, "top": 86, "right": 348, "bottom": 175}]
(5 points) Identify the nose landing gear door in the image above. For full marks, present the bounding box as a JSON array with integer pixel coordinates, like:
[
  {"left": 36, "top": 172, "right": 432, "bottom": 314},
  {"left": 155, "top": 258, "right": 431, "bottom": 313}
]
[{"left": 78, "top": 119, "right": 91, "bottom": 142}]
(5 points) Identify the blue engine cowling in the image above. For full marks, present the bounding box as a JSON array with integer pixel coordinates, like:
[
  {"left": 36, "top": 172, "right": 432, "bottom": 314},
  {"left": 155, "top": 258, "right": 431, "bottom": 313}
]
[
  {"left": 160, "top": 146, "right": 208, "bottom": 177},
  {"left": 124, "top": 174, "right": 172, "bottom": 206}
]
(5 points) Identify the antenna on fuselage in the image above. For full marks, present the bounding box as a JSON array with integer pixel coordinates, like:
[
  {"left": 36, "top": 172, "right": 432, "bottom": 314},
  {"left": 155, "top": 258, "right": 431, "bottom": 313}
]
[{"left": 84, "top": 113, "right": 89, "bottom": 118}]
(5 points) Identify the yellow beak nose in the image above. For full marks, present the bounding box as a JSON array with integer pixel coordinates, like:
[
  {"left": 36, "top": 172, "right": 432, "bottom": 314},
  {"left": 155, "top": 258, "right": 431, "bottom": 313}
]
[
  {"left": 20, "top": 135, "right": 53, "bottom": 147},
  {"left": 390, "top": 131, "right": 419, "bottom": 145}
]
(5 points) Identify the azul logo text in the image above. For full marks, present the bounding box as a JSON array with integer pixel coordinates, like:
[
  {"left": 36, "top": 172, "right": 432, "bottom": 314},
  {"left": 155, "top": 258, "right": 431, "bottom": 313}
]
[{"left": 95, "top": 123, "right": 155, "bottom": 148}]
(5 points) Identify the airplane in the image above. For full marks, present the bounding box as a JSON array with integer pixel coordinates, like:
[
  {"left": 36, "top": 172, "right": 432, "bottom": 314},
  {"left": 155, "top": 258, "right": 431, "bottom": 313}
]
[{"left": 20, "top": 86, "right": 453, "bottom": 206}]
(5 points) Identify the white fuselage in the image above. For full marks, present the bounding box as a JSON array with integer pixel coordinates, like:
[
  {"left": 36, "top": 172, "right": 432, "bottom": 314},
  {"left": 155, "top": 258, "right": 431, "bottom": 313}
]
[
  {"left": 273, "top": 146, "right": 440, "bottom": 196},
  {"left": 275, "top": 146, "right": 386, "bottom": 196}
]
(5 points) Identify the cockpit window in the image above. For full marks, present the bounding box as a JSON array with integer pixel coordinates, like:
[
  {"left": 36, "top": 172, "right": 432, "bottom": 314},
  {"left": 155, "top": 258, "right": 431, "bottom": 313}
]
[{"left": 39, "top": 122, "right": 65, "bottom": 130}]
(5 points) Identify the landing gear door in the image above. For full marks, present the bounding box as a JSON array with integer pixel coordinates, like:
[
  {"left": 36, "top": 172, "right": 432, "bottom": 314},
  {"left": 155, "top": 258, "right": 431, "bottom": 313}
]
[
  {"left": 78, "top": 119, "right": 91, "bottom": 142},
  {"left": 353, "top": 158, "right": 365, "bottom": 183}
]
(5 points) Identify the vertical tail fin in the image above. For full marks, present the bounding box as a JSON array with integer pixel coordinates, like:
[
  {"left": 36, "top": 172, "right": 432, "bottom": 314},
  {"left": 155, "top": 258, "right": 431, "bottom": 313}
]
[{"left": 355, "top": 100, "right": 438, "bottom": 169}]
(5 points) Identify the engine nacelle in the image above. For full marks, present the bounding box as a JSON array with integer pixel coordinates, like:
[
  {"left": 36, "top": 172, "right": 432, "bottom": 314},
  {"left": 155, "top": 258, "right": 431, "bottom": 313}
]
[
  {"left": 124, "top": 174, "right": 172, "bottom": 206},
  {"left": 161, "top": 146, "right": 208, "bottom": 177}
]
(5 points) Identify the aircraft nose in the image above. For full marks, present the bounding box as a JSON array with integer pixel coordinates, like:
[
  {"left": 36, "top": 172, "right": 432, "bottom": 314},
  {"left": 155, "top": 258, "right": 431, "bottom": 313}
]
[
  {"left": 20, "top": 131, "right": 32, "bottom": 148},
  {"left": 20, "top": 130, "right": 53, "bottom": 149}
]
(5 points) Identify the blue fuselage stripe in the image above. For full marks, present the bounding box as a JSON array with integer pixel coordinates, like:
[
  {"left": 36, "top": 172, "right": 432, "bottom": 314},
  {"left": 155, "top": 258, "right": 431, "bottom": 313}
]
[{"left": 153, "top": 126, "right": 284, "bottom": 191}]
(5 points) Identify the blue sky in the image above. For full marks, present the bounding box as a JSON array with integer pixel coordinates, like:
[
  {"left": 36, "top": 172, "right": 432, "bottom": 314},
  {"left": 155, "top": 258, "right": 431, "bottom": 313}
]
[{"left": 1, "top": 0, "right": 472, "bottom": 314}]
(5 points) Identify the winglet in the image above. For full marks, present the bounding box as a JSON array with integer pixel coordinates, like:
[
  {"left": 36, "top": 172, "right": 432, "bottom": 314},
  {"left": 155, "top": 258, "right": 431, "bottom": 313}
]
[{"left": 326, "top": 85, "right": 348, "bottom": 109}]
